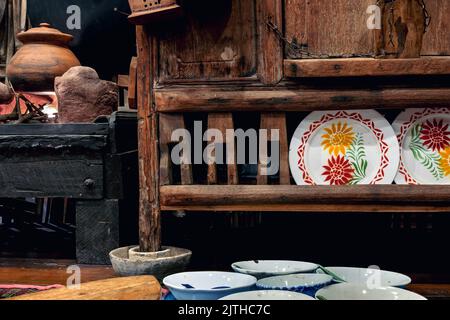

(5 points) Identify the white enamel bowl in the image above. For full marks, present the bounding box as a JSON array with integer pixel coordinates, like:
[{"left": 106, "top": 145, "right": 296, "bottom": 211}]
[
  {"left": 163, "top": 271, "right": 257, "bottom": 300},
  {"left": 220, "top": 290, "right": 316, "bottom": 301},
  {"left": 232, "top": 260, "right": 319, "bottom": 279},
  {"left": 316, "top": 267, "right": 411, "bottom": 288},
  {"left": 315, "top": 283, "right": 426, "bottom": 301}
]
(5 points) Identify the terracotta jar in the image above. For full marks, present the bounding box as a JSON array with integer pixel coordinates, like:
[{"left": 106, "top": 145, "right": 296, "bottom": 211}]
[{"left": 6, "top": 23, "right": 80, "bottom": 92}]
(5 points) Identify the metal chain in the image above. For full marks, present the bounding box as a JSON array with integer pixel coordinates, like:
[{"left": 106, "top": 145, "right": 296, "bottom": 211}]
[{"left": 268, "top": 0, "right": 432, "bottom": 58}]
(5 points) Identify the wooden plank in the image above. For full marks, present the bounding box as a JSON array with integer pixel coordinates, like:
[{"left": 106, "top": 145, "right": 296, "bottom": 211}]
[
  {"left": 421, "top": 0, "right": 450, "bottom": 56},
  {"left": 155, "top": 86, "right": 450, "bottom": 112},
  {"left": 160, "top": 185, "right": 450, "bottom": 212},
  {"left": 207, "top": 113, "right": 238, "bottom": 185},
  {"left": 408, "top": 284, "right": 450, "bottom": 300},
  {"left": 0, "top": 123, "right": 109, "bottom": 136},
  {"left": 117, "top": 75, "right": 129, "bottom": 88},
  {"left": 128, "top": 56, "right": 138, "bottom": 109},
  {"left": 9, "top": 276, "right": 161, "bottom": 300},
  {"left": 377, "top": 0, "right": 425, "bottom": 58},
  {"left": 284, "top": 57, "right": 450, "bottom": 78},
  {"left": 157, "top": 0, "right": 256, "bottom": 82},
  {"left": 285, "top": 0, "right": 375, "bottom": 58},
  {"left": 0, "top": 135, "right": 107, "bottom": 151},
  {"left": 0, "top": 159, "right": 103, "bottom": 199},
  {"left": 137, "top": 26, "right": 161, "bottom": 253},
  {"left": 258, "top": 113, "right": 290, "bottom": 185},
  {"left": 159, "top": 113, "right": 193, "bottom": 186},
  {"left": 0, "top": 259, "right": 116, "bottom": 286},
  {"left": 256, "top": 0, "right": 283, "bottom": 84},
  {"left": 76, "top": 200, "right": 119, "bottom": 265}
]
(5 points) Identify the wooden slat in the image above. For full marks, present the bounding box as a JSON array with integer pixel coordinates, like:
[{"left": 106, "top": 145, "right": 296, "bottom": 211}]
[
  {"left": 257, "top": 113, "right": 290, "bottom": 185},
  {"left": 207, "top": 113, "right": 238, "bottom": 185},
  {"left": 284, "top": 57, "right": 450, "bottom": 78},
  {"left": 128, "top": 56, "right": 138, "bottom": 109},
  {"left": 160, "top": 185, "right": 450, "bottom": 212},
  {"left": 10, "top": 276, "right": 161, "bottom": 300},
  {"left": 159, "top": 113, "right": 193, "bottom": 186},
  {"left": 256, "top": 0, "right": 283, "bottom": 84},
  {"left": 155, "top": 86, "right": 450, "bottom": 112}
]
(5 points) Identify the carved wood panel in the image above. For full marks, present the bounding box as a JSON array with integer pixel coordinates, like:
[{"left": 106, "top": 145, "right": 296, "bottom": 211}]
[{"left": 158, "top": 0, "right": 256, "bottom": 82}]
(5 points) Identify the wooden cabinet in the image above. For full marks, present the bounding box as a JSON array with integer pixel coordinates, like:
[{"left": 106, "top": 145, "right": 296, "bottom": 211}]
[{"left": 135, "top": 0, "right": 450, "bottom": 251}]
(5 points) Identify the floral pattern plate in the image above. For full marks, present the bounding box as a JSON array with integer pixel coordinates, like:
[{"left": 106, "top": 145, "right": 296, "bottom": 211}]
[
  {"left": 289, "top": 110, "right": 399, "bottom": 185},
  {"left": 393, "top": 108, "right": 450, "bottom": 185}
]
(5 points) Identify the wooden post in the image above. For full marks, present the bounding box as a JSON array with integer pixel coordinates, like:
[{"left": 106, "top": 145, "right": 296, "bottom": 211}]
[{"left": 136, "top": 26, "right": 161, "bottom": 253}]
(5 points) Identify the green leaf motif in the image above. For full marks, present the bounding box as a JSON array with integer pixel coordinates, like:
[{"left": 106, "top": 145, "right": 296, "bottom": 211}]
[
  {"left": 409, "top": 124, "right": 444, "bottom": 180},
  {"left": 346, "top": 133, "right": 368, "bottom": 185}
]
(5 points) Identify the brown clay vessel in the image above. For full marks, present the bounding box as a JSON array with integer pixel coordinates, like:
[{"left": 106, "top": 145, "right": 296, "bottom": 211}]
[{"left": 6, "top": 23, "right": 80, "bottom": 92}]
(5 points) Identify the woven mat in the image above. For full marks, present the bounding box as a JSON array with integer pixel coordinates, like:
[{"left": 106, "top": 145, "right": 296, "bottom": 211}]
[{"left": 0, "top": 285, "right": 63, "bottom": 299}]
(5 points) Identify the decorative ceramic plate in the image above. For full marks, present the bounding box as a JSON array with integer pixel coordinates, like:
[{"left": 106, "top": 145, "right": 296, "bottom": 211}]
[
  {"left": 289, "top": 110, "right": 399, "bottom": 185},
  {"left": 393, "top": 108, "right": 450, "bottom": 184}
]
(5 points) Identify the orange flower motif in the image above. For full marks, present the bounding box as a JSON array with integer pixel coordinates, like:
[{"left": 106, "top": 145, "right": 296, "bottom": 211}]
[
  {"left": 321, "top": 122, "right": 355, "bottom": 156},
  {"left": 439, "top": 147, "right": 450, "bottom": 177}
]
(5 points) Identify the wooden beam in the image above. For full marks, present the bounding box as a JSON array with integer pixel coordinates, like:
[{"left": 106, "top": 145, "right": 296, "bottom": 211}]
[
  {"left": 284, "top": 57, "right": 450, "bottom": 78},
  {"left": 160, "top": 185, "right": 450, "bottom": 213},
  {"left": 155, "top": 86, "right": 450, "bottom": 112}
]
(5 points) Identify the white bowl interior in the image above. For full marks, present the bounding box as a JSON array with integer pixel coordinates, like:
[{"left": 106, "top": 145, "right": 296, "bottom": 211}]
[
  {"left": 232, "top": 260, "right": 318, "bottom": 274},
  {"left": 316, "top": 283, "right": 426, "bottom": 301},
  {"left": 257, "top": 274, "right": 333, "bottom": 289},
  {"left": 220, "top": 290, "right": 316, "bottom": 301},
  {"left": 318, "top": 267, "right": 411, "bottom": 287},
  {"left": 163, "top": 271, "right": 256, "bottom": 291}
]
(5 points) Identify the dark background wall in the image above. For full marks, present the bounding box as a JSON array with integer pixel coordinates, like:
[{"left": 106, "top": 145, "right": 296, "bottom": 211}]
[{"left": 27, "top": 0, "right": 136, "bottom": 80}]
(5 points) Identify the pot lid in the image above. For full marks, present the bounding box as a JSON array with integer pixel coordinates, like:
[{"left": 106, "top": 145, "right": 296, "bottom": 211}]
[{"left": 17, "top": 23, "right": 74, "bottom": 44}]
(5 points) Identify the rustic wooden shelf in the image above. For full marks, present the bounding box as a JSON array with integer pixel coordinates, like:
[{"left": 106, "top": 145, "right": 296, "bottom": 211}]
[
  {"left": 155, "top": 86, "right": 450, "bottom": 113},
  {"left": 284, "top": 57, "right": 450, "bottom": 78},
  {"left": 160, "top": 185, "right": 450, "bottom": 213}
]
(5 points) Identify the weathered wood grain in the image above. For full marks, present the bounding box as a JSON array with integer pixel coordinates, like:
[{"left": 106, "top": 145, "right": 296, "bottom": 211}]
[
  {"left": 257, "top": 0, "right": 283, "bottom": 84},
  {"left": 137, "top": 26, "right": 161, "bottom": 253},
  {"left": 257, "top": 113, "right": 290, "bottom": 185},
  {"left": 377, "top": 0, "right": 425, "bottom": 58},
  {"left": 284, "top": 57, "right": 450, "bottom": 78},
  {"left": 155, "top": 85, "right": 450, "bottom": 112},
  {"left": 158, "top": 0, "right": 256, "bottom": 82},
  {"left": 421, "top": 0, "right": 450, "bottom": 56},
  {"left": 160, "top": 185, "right": 450, "bottom": 213},
  {"left": 9, "top": 276, "right": 161, "bottom": 300},
  {"left": 285, "top": 0, "right": 375, "bottom": 58},
  {"left": 128, "top": 56, "right": 138, "bottom": 109},
  {"left": 0, "top": 158, "right": 103, "bottom": 199},
  {"left": 76, "top": 200, "right": 119, "bottom": 265},
  {"left": 159, "top": 113, "right": 193, "bottom": 186},
  {"left": 207, "top": 113, "right": 238, "bottom": 185}
]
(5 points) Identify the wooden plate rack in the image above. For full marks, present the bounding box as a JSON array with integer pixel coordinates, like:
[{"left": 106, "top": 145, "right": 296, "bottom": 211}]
[{"left": 134, "top": 0, "right": 450, "bottom": 253}]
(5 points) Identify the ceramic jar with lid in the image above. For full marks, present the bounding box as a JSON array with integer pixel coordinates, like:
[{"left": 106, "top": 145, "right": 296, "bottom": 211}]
[{"left": 6, "top": 23, "right": 80, "bottom": 92}]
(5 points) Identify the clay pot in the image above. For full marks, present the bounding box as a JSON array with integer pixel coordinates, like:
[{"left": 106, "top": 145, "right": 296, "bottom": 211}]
[{"left": 6, "top": 23, "right": 80, "bottom": 92}]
